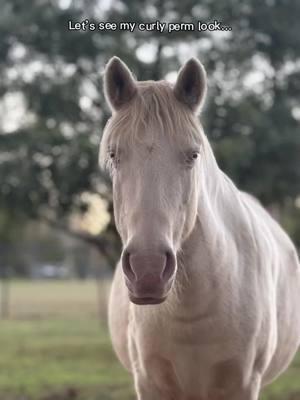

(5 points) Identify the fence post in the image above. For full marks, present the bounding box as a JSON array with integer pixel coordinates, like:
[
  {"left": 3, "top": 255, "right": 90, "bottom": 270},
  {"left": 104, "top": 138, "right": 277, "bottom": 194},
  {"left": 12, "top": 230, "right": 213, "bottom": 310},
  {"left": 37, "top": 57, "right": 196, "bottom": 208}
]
[{"left": 0, "top": 266, "right": 10, "bottom": 319}]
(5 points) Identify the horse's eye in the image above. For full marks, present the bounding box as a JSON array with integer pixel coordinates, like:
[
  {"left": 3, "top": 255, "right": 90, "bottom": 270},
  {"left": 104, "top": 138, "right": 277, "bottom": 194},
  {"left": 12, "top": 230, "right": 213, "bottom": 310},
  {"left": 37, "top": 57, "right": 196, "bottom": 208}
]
[
  {"left": 189, "top": 151, "right": 199, "bottom": 161},
  {"left": 184, "top": 150, "right": 200, "bottom": 168}
]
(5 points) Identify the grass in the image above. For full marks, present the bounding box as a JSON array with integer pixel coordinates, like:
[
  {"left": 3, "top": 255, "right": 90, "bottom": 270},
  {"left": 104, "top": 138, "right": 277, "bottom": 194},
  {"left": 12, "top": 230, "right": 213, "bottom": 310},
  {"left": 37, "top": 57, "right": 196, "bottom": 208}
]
[
  {"left": 0, "top": 279, "right": 134, "bottom": 400},
  {"left": 0, "top": 280, "right": 299, "bottom": 400},
  {"left": 0, "top": 318, "right": 133, "bottom": 400}
]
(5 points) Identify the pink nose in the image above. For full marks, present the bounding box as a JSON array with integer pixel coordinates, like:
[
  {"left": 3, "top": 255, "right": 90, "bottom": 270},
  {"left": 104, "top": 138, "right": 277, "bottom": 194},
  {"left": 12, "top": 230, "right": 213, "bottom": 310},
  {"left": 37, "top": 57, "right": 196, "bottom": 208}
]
[{"left": 122, "top": 248, "right": 176, "bottom": 305}]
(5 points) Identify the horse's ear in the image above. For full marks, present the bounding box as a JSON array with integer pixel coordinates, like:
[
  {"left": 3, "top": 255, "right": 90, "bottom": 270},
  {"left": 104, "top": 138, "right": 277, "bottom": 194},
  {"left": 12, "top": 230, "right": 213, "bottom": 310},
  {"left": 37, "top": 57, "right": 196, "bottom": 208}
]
[
  {"left": 104, "top": 57, "right": 137, "bottom": 111},
  {"left": 174, "top": 58, "right": 207, "bottom": 114}
]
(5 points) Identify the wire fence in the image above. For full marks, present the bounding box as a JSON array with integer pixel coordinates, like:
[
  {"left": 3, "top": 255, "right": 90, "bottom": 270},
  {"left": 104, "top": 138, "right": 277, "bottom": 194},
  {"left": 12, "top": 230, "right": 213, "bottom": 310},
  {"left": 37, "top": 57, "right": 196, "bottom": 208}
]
[{"left": 0, "top": 279, "right": 110, "bottom": 322}]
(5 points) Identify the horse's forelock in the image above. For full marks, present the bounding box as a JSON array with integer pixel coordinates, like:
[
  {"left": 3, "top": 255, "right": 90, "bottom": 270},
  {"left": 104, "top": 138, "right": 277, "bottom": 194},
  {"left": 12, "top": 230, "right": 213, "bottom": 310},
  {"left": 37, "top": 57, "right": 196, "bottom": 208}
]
[{"left": 100, "top": 81, "right": 204, "bottom": 169}]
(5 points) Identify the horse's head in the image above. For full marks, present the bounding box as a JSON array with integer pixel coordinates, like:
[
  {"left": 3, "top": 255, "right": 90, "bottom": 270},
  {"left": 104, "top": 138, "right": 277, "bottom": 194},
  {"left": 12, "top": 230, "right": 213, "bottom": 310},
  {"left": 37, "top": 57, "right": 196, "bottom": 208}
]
[{"left": 100, "top": 57, "right": 207, "bottom": 305}]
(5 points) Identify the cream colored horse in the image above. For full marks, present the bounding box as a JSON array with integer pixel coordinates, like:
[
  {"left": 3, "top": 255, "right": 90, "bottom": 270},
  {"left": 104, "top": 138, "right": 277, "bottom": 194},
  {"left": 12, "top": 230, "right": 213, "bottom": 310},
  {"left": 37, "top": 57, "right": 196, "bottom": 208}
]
[{"left": 100, "top": 56, "right": 300, "bottom": 400}]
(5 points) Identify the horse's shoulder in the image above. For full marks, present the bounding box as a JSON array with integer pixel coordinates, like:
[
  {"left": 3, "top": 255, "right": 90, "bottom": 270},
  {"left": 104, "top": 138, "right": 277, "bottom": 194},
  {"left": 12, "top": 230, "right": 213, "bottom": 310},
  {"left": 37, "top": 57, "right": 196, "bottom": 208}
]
[{"left": 108, "top": 262, "right": 132, "bottom": 372}]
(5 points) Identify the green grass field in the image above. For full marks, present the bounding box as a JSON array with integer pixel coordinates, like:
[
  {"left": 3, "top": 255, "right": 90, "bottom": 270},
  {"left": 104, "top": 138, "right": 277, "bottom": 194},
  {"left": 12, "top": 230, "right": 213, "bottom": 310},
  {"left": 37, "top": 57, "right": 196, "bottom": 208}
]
[{"left": 0, "top": 280, "right": 299, "bottom": 400}]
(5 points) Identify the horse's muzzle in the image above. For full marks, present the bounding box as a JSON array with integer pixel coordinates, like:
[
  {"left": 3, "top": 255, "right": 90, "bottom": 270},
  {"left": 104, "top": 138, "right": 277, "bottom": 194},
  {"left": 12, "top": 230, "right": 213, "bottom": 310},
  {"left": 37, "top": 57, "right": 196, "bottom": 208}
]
[{"left": 121, "top": 248, "right": 176, "bottom": 305}]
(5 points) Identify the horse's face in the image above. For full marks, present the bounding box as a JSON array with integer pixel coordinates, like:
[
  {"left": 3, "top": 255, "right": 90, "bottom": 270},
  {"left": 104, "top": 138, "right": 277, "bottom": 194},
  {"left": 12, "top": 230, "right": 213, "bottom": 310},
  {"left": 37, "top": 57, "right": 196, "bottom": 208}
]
[
  {"left": 101, "top": 57, "right": 207, "bottom": 305},
  {"left": 108, "top": 131, "right": 200, "bottom": 305}
]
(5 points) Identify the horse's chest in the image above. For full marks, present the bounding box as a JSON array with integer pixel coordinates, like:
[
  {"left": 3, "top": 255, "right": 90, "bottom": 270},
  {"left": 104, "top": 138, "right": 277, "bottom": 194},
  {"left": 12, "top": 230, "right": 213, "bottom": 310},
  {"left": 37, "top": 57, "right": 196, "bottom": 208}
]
[
  {"left": 130, "top": 317, "right": 243, "bottom": 398},
  {"left": 137, "top": 348, "right": 241, "bottom": 399}
]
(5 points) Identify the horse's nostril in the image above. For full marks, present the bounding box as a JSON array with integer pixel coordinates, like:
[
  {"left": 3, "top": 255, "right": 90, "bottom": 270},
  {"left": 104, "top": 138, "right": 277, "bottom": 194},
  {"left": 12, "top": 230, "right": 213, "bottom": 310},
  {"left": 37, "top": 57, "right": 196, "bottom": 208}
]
[
  {"left": 122, "top": 251, "right": 136, "bottom": 282},
  {"left": 162, "top": 251, "right": 176, "bottom": 281}
]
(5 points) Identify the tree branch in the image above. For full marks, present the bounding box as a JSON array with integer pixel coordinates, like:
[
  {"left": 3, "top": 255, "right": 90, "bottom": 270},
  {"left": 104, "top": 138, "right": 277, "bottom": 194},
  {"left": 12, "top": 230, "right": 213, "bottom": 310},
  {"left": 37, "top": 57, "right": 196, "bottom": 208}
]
[{"left": 39, "top": 215, "right": 118, "bottom": 268}]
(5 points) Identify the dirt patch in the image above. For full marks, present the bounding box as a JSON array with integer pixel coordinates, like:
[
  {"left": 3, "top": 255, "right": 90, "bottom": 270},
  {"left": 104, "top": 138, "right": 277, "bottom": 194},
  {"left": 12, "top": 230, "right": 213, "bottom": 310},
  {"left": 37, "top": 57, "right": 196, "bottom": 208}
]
[{"left": 40, "top": 387, "right": 79, "bottom": 400}]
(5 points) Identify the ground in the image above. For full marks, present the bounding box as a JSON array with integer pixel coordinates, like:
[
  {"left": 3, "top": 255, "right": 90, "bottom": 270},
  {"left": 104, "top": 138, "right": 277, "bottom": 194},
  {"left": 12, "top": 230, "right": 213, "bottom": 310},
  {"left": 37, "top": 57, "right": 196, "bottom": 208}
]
[{"left": 0, "top": 280, "right": 299, "bottom": 400}]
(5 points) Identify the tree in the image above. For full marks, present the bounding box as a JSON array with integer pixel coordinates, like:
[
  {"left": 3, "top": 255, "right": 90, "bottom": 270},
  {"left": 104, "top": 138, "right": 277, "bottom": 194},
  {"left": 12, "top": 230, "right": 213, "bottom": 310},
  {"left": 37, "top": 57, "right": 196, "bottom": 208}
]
[{"left": 0, "top": 0, "right": 299, "bottom": 269}]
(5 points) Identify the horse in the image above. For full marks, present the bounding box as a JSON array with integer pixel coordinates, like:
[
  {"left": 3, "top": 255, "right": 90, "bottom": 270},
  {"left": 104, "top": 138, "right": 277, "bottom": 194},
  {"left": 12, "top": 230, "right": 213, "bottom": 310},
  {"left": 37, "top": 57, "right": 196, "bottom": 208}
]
[{"left": 99, "top": 56, "right": 300, "bottom": 400}]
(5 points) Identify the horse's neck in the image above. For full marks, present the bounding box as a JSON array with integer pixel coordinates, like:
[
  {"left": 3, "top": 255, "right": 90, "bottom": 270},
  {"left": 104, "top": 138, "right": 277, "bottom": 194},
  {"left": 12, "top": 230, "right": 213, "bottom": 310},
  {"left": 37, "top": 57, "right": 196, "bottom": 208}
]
[
  {"left": 195, "top": 137, "right": 235, "bottom": 252},
  {"left": 169, "top": 139, "right": 242, "bottom": 314}
]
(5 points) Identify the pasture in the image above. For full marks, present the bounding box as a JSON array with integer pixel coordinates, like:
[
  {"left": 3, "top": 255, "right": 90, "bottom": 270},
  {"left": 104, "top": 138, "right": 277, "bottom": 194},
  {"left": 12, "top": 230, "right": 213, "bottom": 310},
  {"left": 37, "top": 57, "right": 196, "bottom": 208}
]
[{"left": 0, "top": 280, "right": 299, "bottom": 400}]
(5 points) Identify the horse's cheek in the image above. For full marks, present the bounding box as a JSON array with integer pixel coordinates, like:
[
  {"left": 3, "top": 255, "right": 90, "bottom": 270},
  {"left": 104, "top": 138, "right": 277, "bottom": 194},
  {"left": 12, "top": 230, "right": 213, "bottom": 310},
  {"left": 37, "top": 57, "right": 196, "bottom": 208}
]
[
  {"left": 113, "top": 182, "right": 126, "bottom": 238},
  {"left": 181, "top": 179, "right": 198, "bottom": 239}
]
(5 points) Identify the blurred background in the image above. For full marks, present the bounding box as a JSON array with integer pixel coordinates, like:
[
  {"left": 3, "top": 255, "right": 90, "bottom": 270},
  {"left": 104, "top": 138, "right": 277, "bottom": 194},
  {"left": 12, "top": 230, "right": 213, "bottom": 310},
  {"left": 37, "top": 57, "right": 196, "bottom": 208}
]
[{"left": 0, "top": 0, "right": 299, "bottom": 399}]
